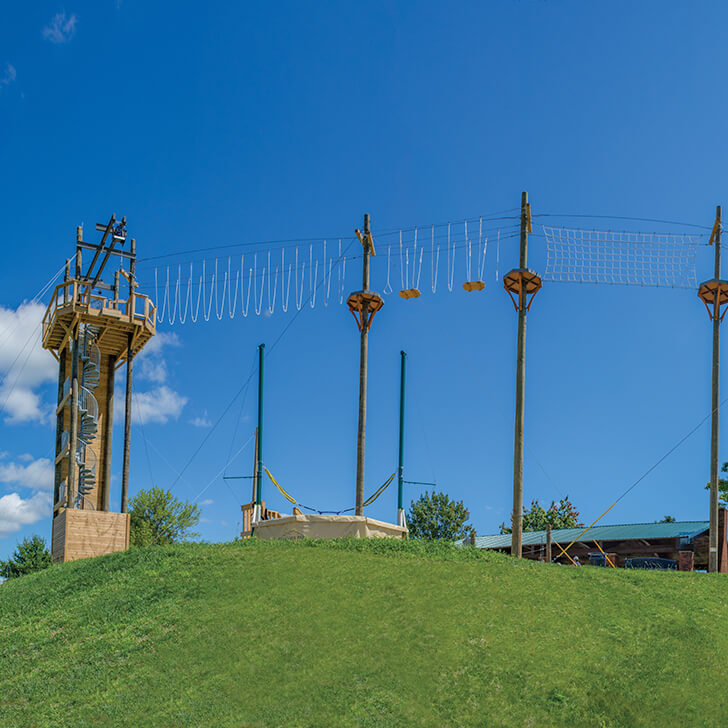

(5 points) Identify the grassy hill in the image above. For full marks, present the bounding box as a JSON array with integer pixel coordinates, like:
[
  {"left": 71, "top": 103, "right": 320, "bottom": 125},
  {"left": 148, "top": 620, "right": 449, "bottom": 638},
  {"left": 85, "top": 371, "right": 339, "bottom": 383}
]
[{"left": 1, "top": 538, "right": 728, "bottom": 728}]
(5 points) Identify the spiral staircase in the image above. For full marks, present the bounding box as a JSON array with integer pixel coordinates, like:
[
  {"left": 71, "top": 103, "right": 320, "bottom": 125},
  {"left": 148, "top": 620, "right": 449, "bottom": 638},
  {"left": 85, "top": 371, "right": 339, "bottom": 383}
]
[{"left": 75, "top": 324, "right": 102, "bottom": 508}]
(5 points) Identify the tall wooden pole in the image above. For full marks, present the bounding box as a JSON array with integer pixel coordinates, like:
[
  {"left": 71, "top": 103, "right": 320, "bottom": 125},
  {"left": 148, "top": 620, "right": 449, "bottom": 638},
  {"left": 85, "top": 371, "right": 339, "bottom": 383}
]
[
  {"left": 511, "top": 191, "right": 529, "bottom": 558},
  {"left": 355, "top": 214, "right": 372, "bottom": 516},
  {"left": 545, "top": 523, "right": 552, "bottom": 563},
  {"left": 121, "top": 239, "right": 136, "bottom": 513},
  {"left": 709, "top": 206, "right": 722, "bottom": 573},
  {"left": 102, "top": 355, "right": 115, "bottom": 512},
  {"left": 67, "top": 332, "right": 80, "bottom": 509},
  {"left": 397, "top": 350, "right": 407, "bottom": 527}
]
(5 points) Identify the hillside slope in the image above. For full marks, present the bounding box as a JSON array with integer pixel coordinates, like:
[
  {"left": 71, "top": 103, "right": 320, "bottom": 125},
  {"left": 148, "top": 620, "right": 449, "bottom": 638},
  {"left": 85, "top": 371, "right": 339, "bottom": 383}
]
[{"left": 1, "top": 538, "right": 727, "bottom": 728}]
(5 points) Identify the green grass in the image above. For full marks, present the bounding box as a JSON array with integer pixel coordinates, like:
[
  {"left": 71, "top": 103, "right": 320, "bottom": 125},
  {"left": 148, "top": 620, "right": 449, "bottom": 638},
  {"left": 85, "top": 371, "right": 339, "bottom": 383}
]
[{"left": 2, "top": 538, "right": 728, "bottom": 727}]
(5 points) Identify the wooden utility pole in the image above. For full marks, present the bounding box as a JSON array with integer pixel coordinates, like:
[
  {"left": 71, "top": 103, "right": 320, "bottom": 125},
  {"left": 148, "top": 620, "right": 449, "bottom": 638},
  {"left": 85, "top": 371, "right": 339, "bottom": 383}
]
[
  {"left": 121, "top": 238, "right": 136, "bottom": 514},
  {"left": 347, "top": 214, "right": 383, "bottom": 516},
  {"left": 546, "top": 524, "right": 552, "bottom": 563},
  {"left": 67, "top": 332, "right": 80, "bottom": 508},
  {"left": 698, "top": 207, "right": 727, "bottom": 573},
  {"left": 503, "top": 192, "right": 542, "bottom": 558},
  {"left": 356, "top": 214, "right": 371, "bottom": 516},
  {"left": 710, "top": 207, "right": 722, "bottom": 573}
]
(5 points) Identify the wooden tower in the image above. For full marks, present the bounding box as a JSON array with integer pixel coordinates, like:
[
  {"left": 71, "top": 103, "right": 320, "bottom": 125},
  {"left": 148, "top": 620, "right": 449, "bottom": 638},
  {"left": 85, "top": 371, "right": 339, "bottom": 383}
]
[{"left": 42, "top": 216, "right": 156, "bottom": 562}]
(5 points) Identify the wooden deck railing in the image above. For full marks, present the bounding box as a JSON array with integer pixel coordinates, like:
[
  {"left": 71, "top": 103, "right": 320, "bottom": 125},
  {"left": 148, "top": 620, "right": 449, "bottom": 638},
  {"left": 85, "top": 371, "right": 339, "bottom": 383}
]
[
  {"left": 43, "top": 280, "right": 157, "bottom": 340},
  {"left": 240, "top": 501, "right": 282, "bottom": 538}
]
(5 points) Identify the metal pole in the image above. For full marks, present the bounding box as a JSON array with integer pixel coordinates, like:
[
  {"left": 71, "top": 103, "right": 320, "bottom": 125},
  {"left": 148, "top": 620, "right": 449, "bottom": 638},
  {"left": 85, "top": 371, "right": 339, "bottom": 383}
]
[
  {"left": 252, "top": 427, "right": 259, "bottom": 503},
  {"left": 710, "top": 206, "right": 722, "bottom": 573},
  {"left": 355, "top": 214, "right": 371, "bottom": 516},
  {"left": 255, "top": 343, "right": 265, "bottom": 520},
  {"left": 75, "top": 226, "right": 83, "bottom": 279},
  {"left": 397, "top": 350, "right": 407, "bottom": 527},
  {"left": 511, "top": 191, "right": 529, "bottom": 559}
]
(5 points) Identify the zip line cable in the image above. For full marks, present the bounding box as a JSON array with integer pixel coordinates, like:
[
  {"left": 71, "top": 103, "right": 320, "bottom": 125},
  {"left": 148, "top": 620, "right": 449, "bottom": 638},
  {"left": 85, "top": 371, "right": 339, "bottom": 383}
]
[
  {"left": 0, "top": 325, "right": 45, "bottom": 418},
  {"left": 557, "top": 395, "right": 728, "bottom": 558},
  {"left": 133, "top": 397, "right": 156, "bottom": 489},
  {"left": 223, "top": 350, "right": 258, "bottom": 480},
  {"left": 136, "top": 209, "right": 523, "bottom": 264},
  {"left": 534, "top": 213, "right": 713, "bottom": 230},
  {"left": 0, "top": 256, "right": 72, "bottom": 354},
  {"left": 190, "top": 431, "right": 257, "bottom": 504}
]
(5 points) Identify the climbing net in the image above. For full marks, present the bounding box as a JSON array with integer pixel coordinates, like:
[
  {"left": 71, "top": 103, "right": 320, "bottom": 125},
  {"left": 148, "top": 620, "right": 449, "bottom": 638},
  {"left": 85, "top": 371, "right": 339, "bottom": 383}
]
[{"left": 543, "top": 227, "right": 699, "bottom": 289}]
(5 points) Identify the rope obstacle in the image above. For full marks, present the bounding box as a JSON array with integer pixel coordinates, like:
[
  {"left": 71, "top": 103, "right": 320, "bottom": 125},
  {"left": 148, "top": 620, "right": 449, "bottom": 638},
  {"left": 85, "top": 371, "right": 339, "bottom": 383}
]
[{"left": 129, "top": 195, "right": 722, "bottom": 555}]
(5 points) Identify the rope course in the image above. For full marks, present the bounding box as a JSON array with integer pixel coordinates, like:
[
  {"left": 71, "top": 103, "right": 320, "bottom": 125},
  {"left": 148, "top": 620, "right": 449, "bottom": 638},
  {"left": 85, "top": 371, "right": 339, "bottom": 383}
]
[
  {"left": 127, "top": 202, "right": 722, "bottom": 542},
  {"left": 543, "top": 227, "right": 699, "bottom": 288},
  {"left": 138, "top": 215, "right": 522, "bottom": 325}
]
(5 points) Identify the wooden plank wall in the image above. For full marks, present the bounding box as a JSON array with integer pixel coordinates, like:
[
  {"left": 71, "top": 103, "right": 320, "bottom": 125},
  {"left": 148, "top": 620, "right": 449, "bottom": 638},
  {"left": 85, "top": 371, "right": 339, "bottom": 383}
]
[
  {"left": 51, "top": 510, "right": 67, "bottom": 563},
  {"left": 52, "top": 509, "right": 130, "bottom": 562}
]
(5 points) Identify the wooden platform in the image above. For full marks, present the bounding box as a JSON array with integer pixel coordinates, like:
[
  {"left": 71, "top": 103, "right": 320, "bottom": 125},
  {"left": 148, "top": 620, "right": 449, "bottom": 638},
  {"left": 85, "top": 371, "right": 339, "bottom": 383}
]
[
  {"left": 42, "top": 280, "right": 155, "bottom": 363},
  {"left": 51, "top": 508, "right": 130, "bottom": 563}
]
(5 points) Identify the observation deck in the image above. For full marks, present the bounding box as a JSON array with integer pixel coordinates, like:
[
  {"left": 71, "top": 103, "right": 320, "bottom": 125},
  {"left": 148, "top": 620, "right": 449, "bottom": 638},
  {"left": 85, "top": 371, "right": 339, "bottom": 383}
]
[{"left": 42, "top": 279, "right": 156, "bottom": 364}]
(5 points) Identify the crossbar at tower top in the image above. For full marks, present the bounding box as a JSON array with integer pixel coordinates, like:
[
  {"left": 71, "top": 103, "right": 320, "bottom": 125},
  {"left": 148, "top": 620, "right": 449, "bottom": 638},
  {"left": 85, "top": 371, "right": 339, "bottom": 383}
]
[{"left": 42, "top": 217, "right": 156, "bottom": 366}]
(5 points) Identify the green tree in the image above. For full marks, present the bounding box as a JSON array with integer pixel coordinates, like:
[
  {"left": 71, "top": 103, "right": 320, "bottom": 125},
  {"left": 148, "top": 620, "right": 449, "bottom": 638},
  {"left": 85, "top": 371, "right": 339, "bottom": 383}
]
[
  {"left": 0, "top": 535, "right": 52, "bottom": 579},
  {"left": 406, "top": 491, "right": 474, "bottom": 541},
  {"left": 705, "top": 462, "right": 728, "bottom": 507},
  {"left": 129, "top": 487, "right": 201, "bottom": 547},
  {"left": 659, "top": 515, "right": 676, "bottom": 523},
  {"left": 499, "top": 496, "right": 581, "bottom": 535}
]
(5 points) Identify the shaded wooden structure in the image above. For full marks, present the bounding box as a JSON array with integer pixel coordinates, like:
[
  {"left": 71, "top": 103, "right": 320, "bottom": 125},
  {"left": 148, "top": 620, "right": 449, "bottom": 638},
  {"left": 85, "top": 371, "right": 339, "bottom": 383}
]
[
  {"left": 43, "top": 216, "right": 156, "bottom": 562},
  {"left": 467, "top": 514, "right": 728, "bottom": 572},
  {"left": 240, "top": 501, "right": 282, "bottom": 538}
]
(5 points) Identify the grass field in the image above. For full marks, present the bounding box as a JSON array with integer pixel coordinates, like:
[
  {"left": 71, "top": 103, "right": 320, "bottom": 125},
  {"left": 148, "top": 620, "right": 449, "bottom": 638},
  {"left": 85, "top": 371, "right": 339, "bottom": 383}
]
[{"left": 2, "top": 538, "right": 728, "bottom": 727}]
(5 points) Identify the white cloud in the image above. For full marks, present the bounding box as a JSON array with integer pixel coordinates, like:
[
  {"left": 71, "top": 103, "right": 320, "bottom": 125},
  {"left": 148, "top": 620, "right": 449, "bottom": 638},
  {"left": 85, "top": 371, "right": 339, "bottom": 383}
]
[
  {"left": 0, "top": 63, "right": 16, "bottom": 89},
  {"left": 199, "top": 499, "right": 213, "bottom": 506},
  {"left": 114, "top": 333, "right": 186, "bottom": 426},
  {"left": 189, "top": 411, "right": 211, "bottom": 428},
  {"left": 0, "top": 491, "right": 51, "bottom": 538},
  {"left": 0, "top": 457, "right": 53, "bottom": 491},
  {"left": 133, "top": 386, "right": 187, "bottom": 425},
  {"left": 0, "top": 302, "right": 57, "bottom": 424},
  {"left": 137, "top": 332, "right": 179, "bottom": 384},
  {"left": 42, "top": 12, "right": 77, "bottom": 44}
]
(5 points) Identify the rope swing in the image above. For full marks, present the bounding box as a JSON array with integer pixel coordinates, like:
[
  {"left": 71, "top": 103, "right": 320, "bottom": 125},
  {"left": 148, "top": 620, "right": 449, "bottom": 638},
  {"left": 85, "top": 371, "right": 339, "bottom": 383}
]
[{"left": 264, "top": 466, "right": 395, "bottom": 515}]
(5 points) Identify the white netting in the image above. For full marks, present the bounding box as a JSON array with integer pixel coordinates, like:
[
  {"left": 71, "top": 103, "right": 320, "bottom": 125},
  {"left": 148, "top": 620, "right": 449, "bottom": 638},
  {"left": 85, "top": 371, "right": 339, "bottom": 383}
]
[{"left": 543, "top": 227, "right": 699, "bottom": 288}]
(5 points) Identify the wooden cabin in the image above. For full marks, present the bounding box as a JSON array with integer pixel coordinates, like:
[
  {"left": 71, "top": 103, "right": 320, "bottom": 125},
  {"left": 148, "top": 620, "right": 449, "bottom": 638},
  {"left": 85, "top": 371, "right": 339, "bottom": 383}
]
[{"left": 466, "top": 510, "right": 728, "bottom": 572}]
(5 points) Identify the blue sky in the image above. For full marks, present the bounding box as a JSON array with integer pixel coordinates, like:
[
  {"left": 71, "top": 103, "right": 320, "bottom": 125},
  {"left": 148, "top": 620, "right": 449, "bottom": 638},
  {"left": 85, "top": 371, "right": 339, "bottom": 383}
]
[{"left": 1, "top": 1, "right": 726, "bottom": 558}]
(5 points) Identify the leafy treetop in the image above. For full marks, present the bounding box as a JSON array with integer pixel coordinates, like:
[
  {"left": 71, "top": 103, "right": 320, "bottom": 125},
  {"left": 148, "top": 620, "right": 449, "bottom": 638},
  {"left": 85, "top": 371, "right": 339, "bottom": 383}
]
[
  {"left": 0, "top": 535, "right": 52, "bottom": 579},
  {"left": 129, "top": 487, "right": 201, "bottom": 547},
  {"left": 406, "top": 491, "right": 474, "bottom": 541},
  {"left": 500, "top": 496, "right": 581, "bottom": 535}
]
